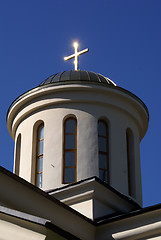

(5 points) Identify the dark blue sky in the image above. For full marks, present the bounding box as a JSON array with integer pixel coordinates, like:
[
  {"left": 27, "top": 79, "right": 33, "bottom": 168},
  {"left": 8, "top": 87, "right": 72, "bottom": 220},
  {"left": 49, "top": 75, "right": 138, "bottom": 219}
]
[{"left": 0, "top": 0, "right": 161, "bottom": 207}]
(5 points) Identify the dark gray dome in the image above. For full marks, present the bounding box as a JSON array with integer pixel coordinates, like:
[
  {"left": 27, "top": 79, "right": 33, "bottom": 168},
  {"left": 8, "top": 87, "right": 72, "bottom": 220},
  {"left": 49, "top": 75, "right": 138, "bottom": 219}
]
[{"left": 39, "top": 70, "right": 116, "bottom": 86}]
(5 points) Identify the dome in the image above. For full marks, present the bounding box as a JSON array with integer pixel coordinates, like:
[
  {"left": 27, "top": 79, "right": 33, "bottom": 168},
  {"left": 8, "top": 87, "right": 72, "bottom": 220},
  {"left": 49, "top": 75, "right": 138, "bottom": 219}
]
[{"left": 39, "top": 70, "right": 116, "bottom": 87}]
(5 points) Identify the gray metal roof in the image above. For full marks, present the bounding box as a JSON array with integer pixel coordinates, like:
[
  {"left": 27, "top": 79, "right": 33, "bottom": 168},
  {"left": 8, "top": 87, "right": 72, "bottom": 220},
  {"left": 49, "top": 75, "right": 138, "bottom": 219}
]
[
  {"left": 0, "top": 205, "right": 48, "bottom": 225},
  {"left": 39, "top": 70, "right": 116, "bottom": 86}
]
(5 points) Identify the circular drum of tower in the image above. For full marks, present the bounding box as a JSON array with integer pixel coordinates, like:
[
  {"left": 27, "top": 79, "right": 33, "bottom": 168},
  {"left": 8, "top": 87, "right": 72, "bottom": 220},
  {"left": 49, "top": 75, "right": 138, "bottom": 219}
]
[{"left": 7, "top": 70, "right": 149, "bottom": 206}]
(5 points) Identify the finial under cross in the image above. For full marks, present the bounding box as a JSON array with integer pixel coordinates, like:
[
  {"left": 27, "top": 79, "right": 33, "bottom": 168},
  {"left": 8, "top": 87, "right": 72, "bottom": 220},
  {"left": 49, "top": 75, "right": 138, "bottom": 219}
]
[{"left": 64, "top": 42, "right": 89, "bottom": 70}]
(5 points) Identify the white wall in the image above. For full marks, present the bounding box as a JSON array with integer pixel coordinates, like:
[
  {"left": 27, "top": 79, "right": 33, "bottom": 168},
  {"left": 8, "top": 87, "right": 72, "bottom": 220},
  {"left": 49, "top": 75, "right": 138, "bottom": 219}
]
[{"left": 8, "top": 83, "right": 149, "bottom": 206}]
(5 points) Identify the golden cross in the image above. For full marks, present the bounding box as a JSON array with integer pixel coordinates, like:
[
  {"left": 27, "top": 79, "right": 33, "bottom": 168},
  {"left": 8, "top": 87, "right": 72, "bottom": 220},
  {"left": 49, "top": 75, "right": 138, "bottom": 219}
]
[{"left": 64, "top": 42, "right": 89, "bottom": 70}]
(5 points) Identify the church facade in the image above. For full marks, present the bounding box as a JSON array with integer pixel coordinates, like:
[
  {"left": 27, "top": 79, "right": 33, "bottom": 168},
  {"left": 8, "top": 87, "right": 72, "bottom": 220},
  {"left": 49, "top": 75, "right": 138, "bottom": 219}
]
[{"left": 1, "top": 46, "right": 161, "bottom": 239}]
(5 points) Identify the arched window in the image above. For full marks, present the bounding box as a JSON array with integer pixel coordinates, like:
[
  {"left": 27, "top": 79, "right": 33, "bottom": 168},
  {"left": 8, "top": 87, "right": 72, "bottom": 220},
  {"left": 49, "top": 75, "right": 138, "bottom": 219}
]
[
  {"left": 15, "top": 134, "right": 21, "bottom": 176},
  {"left": 36, "top": 124, "right": 44, "bottom": 188},
  {"left": 98, "top": 120, "right": 109, "bottom": 183},
  {"left": 63, "top": 117, "right": 77, "bottom": 184},
  {"left": 126, "top": 128, "right": 135, "bottom": 197}
]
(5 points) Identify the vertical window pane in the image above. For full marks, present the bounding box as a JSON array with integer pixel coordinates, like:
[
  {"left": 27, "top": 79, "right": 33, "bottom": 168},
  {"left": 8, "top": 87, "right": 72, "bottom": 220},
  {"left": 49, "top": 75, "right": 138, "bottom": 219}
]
[
  {"left": 98, "top": 121, "right": 106, "bottom": 136},
  {"left": 99, "top": 170, "right": 107, "bottom": 182},
  {"left": 65, "top": 168, "right": 75, "bottom": 183},
  {"left": 37, "top": 157, "right": 43, "bottom": 172},
  {"left": 98, "top": 137, "right": 107, "bottom": 152},
  {"left": 65, "top": 152, "right": 75, "bottom": 167},
  {"left": 38, "top": 125, "right": 44, "bottom": 139},
  {"left": 65, "top": 135, "right": 75, "bottom": 149},
  {"left": 38, "top": 140, "right": 44, "bottom": 155},
  {"left": 65, "top": 119, "right": 76, "bottom": 133},
  {"left": 37, "top": 173, "right": 42, "bottom": 188},
  {"left": 99, "top": 154, "right": 107, "bottom": 169}
]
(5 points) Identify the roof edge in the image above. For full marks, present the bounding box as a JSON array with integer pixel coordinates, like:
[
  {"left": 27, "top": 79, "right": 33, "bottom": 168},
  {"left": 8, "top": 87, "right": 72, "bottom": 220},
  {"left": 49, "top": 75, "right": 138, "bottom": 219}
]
[
  {"left": 6, "top": 80, "right": 149, "bottom": 122},
  {"left": 47, "top": 176, "right": 141, "bottom": 210}
]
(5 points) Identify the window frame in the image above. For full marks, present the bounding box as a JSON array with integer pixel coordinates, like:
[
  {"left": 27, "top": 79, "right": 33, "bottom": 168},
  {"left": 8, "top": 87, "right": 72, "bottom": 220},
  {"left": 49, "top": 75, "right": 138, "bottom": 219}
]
[
  {"left": 63, "top": 117, "right": 77, "bottom": 184},
  {"left": 98, "top": 119, "right": 109, "bottom": 183},
  {"left": 15, "top": 134, "right": 21, "bottom": 176},
  {"left": 35, "top": 123, "right": 44, "bottom": 188},
  {"left": 126, "top": 128, "right": 135, "bottom": 197}
]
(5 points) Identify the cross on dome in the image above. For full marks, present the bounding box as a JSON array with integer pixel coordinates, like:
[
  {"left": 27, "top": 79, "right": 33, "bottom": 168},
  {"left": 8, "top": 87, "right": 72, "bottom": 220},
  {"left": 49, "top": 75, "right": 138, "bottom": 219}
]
[{"left": 64, "top": 42, "right": 89, "bottom": 70}]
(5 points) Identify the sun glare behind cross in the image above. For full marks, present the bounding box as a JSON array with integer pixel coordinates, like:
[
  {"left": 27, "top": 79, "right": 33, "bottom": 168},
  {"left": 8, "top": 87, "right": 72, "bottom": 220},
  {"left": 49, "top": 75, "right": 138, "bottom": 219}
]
[{"left": 64, "top": 42, "right": 89, "bottom": 70}]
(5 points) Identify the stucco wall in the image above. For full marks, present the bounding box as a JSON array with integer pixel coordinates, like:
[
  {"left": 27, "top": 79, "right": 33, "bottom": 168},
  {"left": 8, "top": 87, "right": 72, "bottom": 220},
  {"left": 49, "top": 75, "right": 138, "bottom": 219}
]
[{"left": 8, "top": 83, "right": 149, "bottom": 206}]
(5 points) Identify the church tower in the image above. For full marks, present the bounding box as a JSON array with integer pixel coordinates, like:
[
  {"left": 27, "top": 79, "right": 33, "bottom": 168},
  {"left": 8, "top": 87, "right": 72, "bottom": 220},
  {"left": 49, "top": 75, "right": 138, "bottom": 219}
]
[{"left": 7, "top": 43, "right": 149, "bottom": 219}]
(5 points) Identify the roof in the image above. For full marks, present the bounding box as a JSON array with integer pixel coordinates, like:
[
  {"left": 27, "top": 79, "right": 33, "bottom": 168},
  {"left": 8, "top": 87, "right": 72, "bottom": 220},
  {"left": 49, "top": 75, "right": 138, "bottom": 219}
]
[
  {"left": 46, "top": 176, "right": 141, "bottom": 210},
  {"left": 1, "top": 166, "right": 161, "bottom": 230},
  {"left": 39, "top": 70, "right": 116, "bottom": 87},
  {"left": 0, "top": 206, "right": 79, "bottom": 239},
  {"left": 96, "top": 202, "right": 161, "bottom": 225},
  {"left": 0, "top": 205, "right": 48, "bottom": 225},
  {"left": 0, "top": 166, "right": 93, "bottom": 225},
  {"left": 0, "top": 166, "right": 94, "bottom": 238}
]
